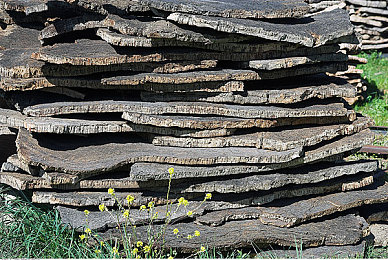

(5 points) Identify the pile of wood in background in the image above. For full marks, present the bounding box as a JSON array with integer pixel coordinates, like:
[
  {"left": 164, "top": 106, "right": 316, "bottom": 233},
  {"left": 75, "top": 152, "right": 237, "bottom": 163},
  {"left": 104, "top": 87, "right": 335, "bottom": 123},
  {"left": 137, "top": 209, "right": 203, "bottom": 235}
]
[{"left": 0, "top": 0, "right": 387, "bottom": 257}]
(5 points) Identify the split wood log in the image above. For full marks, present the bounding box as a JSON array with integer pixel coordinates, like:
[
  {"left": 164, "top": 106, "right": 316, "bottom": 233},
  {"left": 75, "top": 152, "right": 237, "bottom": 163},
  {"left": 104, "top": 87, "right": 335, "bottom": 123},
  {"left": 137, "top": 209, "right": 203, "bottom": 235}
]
[{"left": 167, "top": 9, "right": 354, "bottom": 47}]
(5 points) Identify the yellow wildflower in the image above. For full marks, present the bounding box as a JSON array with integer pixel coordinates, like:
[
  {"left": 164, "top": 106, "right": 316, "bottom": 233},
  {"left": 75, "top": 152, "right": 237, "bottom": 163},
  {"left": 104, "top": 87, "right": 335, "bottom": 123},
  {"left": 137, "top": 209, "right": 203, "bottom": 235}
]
[
  {"left": 108, "top": 188, "right": 115, "bottom": 195},
  {"left": 100, "top": 241, "right": 104, "bottom": 247},
  {"left": 99, "top": 204, "right": 106, "bottom": 212},
  {"left": 187, "top": 211, "right": 193, "bottom": 216},
  {"left": 178, "top": 197, "right": 185, "bottom": 205},
  {"left": 112, "top": 247, "right": 119, "bottom": 255},
  {"left": 126, "top": 195, "right": 135, "bottom": 204},
  {"left": 95, "top": 249, "right": 101, "bottom": 254},
  {"left": 136, "top": 255, "right": 141, "bottom": 259},
  {"left": 84, "top": 209, "right": 90, "bottom": 216},
  {"left": 183, "top": 199, "right": 189, "bottom": 206},
  {"left": 140, "top": 205, "right": 146, "bottom": 211},
  {"left": 132, "top": 248, "right": 139, "bottom": 254},
  {"left": 123, "top": 210, "right": 129, "bottom": 218},
  {"left": 85, "top": 228, "right": 91, "bottom": 234},
  {"left": 168, "top": 167, "right": 174, "bottom": 175},
  {"left": 205, "top": 193, "right": 212, "bottom": 200},
  {"left": 194, "top": 230, "right": 200, "bottom": 237},
  {"left": 136, "top": 241, "right": 143, "bottom": 247},
  {"left": 200, "top": 246, "right": 206, "bottom": 253},
  {"left": 168, "top": 256, "right": 174, "bottom": 259},
  {"left": 144, "top": 245, "right": 151, "bottom": 253},
  {"left": 79, "top": 234, "right": 86, "bottom": 240},
  {"left": 173, "top": 228, "right": 179, "bottom": 235},
  {"left": 187, "top": 234, "right": 193, "bottom": 239},
  {"left": 148, "top": 201, "right": 154, "bottom": 208}
]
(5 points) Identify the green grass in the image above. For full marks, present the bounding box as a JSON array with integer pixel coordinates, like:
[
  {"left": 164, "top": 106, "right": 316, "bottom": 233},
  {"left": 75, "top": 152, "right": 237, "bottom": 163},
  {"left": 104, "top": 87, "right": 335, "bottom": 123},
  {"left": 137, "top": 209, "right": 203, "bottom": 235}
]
[{"left": 354, "top": 52, "right": 388, "bottom": 127}]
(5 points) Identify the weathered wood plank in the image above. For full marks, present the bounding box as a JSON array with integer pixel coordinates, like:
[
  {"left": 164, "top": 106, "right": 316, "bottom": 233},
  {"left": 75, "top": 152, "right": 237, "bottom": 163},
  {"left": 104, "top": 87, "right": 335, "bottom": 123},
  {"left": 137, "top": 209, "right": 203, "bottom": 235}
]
[
  {"left": 167, "top": 9, "right": 354, "bottom": 47},
  {"left": 16, "top": 129, "right": 303, "bottom": 176},
  {"left": 151, "top": 117, "right": 372, "bottom": 150},
  {"left": 135, "top": 0, "right": 309, "bottom": 19},
  {"left": 259, "top": 181, "right": 388, "bottom": 227},
  {"left": 129, "top": 129, "right": 375, "bottom": 181},
  {"left": 23, "top": 100, "right": 349, "bottom": 119},
  {"left": 101, "top": 214, "right": 368, "bottom": 252}
]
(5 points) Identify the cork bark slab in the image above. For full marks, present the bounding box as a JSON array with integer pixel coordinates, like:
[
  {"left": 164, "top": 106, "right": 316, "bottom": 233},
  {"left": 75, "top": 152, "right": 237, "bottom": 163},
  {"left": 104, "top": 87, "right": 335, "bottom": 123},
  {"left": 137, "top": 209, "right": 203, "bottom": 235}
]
[
  {"left": 102, "top": 214, "right": 368, "bottom": 252},
  {"left": 360, "top": 203, "right": 388, "bottom": 223},
  {"left": 0, "top": 25, "right": 41, "bottom": 50},
  {"left": 16, "top": 129, "right": 303, "bottom": 176},
  {"left": 150, "top": 117, "right": 372, "bottom": 150},
  {"left": 135, "top": 0, "right": 309, "bottom": 19},
  {"left": 129, "top": 129, "right": 375, "bottom": 181},
  {"left": 259, "top": 181, "right": 388, "bottom": 228},
  {"left": 23, "top": 100, "right": 349, "bottom": 119},
  {"left": 370, "top": 224, "right": 388, "bottom": 247},
  {"left": 256, "top": 242, "right": 366, "bottom": 259},
  {"left": 39, "top": 14, "right": 105, "bottom": 42},
  {"left": 63, "top": 0, "right": 150, "bottom": 15},
  {"left": 0, "top": 0, "right": 49, "bottom": 15},
  {"left": 347, "top": 0, "right": 387, "bottom": 8},
  {"left": 181, "top": 161, "right": 378, "bottom": 193},
  {"left": 32, "top": 191, "right": 173, "bottom": 207},
  {"left": 140, "top": 77, "right": 357, "bottom": 104},
  {"left": 101, "top": 69, "right": 260, "bottom": 85},
  {"left": 56, "top": 201, "right": 205, "bottom": 231},
  {"left": 248, "top": 53, "right": 348, "bottom": 71},
  {"left": 167, "top": 9, "right": 355, "bottom": 47}
]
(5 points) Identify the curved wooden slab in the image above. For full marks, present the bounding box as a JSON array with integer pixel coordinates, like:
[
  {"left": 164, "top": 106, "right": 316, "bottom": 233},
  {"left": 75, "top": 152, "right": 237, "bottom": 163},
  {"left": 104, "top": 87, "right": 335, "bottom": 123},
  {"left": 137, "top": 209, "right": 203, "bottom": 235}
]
[
  {"left": 136, "top": 0, "right": 309, "bottom": 19},
  {"left": 102, "top": 214, "right": 368, "bottom": 252},
  {"left": 259, "top": 181, "right": 388, "bottom": 227},
  {"left": 23, "top": 100, "right": 348, "bottom": 119},
  {"left": 129, "top": 129, "right": 375, "bottom": 181},
  {"left": 16, "top": 129, "right": 303, "bottom": 175},
  {"left": 150, "top": 117, "right": 372, "bottom": 150},
  {"left": 168, "top": 9, "right": 354, "bottom": 47}
]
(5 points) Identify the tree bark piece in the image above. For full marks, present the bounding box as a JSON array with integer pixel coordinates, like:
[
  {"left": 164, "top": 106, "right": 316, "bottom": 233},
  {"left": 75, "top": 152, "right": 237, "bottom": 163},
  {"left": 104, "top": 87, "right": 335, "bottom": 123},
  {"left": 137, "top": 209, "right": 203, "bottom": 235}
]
[
  {"left": 151, "top": 117, "right": 372, "bottom": 150},
  {"left": 0, "top": 24, "right": 41, "bottom": 50},
  {"left": 167, "top": 9, "right": 354, "bottom": 47},
  {"left": 129, "top": 129, "right": 374, "bottom": 181},
  {"left": 16, "top": 129, "right": 303, "bottom": 176},
  {"left": 135, "top": 0, "right": 309, "bottom": 19},
  {"left": 23, "top": 100, "right": 349, "bottom": 119},
  {"left": 101, "top": 214, "right": 368, "bottom": 252},
  {"left": 181, "top": 161, "right": 378, "bottom": 194},
  {"left": 369, "top": 224, "right": 388, "bottom": 247},
  {"left": 63, "top": 0, "right": 150, "bottom": 15},
  {"left": 259, "top": 181, "right": 388, "bottom": 227}
]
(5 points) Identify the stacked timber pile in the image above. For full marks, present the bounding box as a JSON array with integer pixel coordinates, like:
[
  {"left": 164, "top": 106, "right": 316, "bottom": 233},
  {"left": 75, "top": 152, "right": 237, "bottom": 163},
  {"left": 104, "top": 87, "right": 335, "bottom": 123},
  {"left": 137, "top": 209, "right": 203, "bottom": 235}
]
[
  {"left": 306, "top": 0, "right": 388, "bottom": 51},
  {"left": 0, "top": 0, "right": 387, "bottom": 257}
]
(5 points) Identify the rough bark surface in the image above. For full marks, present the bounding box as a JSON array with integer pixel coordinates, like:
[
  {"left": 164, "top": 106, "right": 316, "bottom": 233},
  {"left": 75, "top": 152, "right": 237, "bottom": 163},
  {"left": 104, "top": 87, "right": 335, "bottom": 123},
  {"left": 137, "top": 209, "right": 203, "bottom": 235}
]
[
  {"left": 369, "top": 224, "right": 388, "bottom": 247},
  {"left": 167, "top": 9, "right": 355, "bottom": 47}
]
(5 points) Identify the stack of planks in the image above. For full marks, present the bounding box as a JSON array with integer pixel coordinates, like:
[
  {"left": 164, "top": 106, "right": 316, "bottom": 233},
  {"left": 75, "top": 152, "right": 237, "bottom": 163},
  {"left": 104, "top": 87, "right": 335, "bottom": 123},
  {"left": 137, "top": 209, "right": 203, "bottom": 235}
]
[
  {"left": 0, "top": 0, "right": 387, "bottom": 257},
  {"left": 307, "top": 0, "right": 388, "bottom": 51}
]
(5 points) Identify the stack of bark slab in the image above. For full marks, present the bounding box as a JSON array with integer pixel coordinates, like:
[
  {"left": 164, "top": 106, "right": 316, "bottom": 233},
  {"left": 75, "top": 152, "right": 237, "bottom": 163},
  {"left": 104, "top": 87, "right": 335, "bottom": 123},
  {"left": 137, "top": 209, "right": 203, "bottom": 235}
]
[
  {"left": 307, "top": 0, "right": 388, "bottom": 51},
  {"left": 0, "top": 0, "right": 387, "bottom": 257}
]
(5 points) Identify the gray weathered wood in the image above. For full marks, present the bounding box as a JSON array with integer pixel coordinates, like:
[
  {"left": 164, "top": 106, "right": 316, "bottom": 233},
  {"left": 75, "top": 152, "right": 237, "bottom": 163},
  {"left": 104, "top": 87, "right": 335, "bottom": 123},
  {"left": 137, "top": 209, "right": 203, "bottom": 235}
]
[
  {"left": 135, "top": 0, "right": 309, "bottom": 19},
  {"left": 150, "top": 117, "right": 372, "bottom": 150},
  {"left": 129, "top": 129, "right": 374, "bottom": 181},
  {"left": 63, "top": 0, "right": 150, "bottom": 15},
  {"left": 0, "top": 0, "right": 49, "bottom": 15},
  {"left": 181, "top": 161, "right": 377, "bottom": 194},
  {"left": 259, "top": 181, "right": 388, "bottom": 227},
  {"left": 168, "top": 9, "right": 354, "bottom": 47},
  {"left": 16, "top": 129, "right": 303, "bottom": 177},
  {"left": 0, "top": 25, "right": 41, "bottom": 50},
  {"left": 23, "top": 100, "right": 349, "bottom": 119},
  {"left": 101, "top": 214, "right": 368, "bottom": 252},
  {"left": 370, "top": 224, "right": 388, "bottom": 247},
  {"left": 347, "top": 0, "right": 387, "bottom": 8}
]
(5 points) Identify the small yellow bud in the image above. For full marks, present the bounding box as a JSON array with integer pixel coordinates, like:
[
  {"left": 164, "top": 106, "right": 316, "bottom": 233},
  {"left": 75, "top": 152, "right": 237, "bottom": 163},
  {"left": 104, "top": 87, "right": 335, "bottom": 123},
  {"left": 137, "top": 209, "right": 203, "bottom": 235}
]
[
  {"left": 178, "top": 197, "right": 185, "bottom": 205},
  {"left": 100, "top": 241, "right": 104, "bottom": 247},
  {"left": 194, "top": 230, "right": 200, "bottom": 237},
  {"left": 173, "top": 228, "right": 179, "bottom": 234},
  {"left": 136, "top": 255, "right": 141, "bottom": 259},
  {"left": 95, "top": 249, "right": 101, "bottom": 254},
  {"left": 183, "top": 199, "right": 189, "bottom": 206},
  {"left": 123, "top": 210, "right": 129, "bottom": 218},
  {"left": 85, "top": 228, "right": 91, "bottom": 234},
  {"left": 168, "top": 167, "right": 174, "bottom": 175},
  {"left": 144, "top": 245, "right": 151, "bottom": 253},
  {"left": 168, "top": 256, "right": 174, "bottom": 259},
  {"left": 99, "top": 204, "right": 106, "bottom": 212},
  {"left": 132, "top": 248, "right": 139, "bottom": 254},
  {"left": 187, "top": 234, "right": 193, "bottom": 239},
  {"left": 108, "top": 188, "right": 115, "bottom": 195},
  {"left": 187, "top": 211, "right": 193, "bottom": 216},
  {"left": 140, "top": 205, "right": 146, "bottom": 211},
  {"left": 136, "top": 241, "right": 143, "bottom": 247},
  {"left": 148, "top": 201, "right": 154, "bottom": 208},
  {"left": 200, "top": 246, "right": 206, "bottom": 252},
  {"left": 112, "top": 247, "right": 118, "bottom": 255},
  {"left": 79, "top": 234, "right": 86, "bottom": 240},
  {"left": 84, "top": 210, "right": 90, "bottom": 216},
  {"left": 126, "top": 194, "right": 135, "bottom": 204},
  {"left": 205, "top": 193, "right": 212, "bottom": 200}
]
